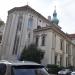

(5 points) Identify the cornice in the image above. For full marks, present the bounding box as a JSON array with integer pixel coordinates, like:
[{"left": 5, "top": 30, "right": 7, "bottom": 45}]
[{"left": 34, "top": 25, "right": 75, "bottom": 46}]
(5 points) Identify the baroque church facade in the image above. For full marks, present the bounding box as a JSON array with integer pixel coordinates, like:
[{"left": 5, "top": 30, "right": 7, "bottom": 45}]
[{"left": 1, "top": 5, "right": 75, "bottom": 67}]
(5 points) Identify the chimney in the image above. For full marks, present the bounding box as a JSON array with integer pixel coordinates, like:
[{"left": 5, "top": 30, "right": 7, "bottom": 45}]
[{"left": 48, "top": 16, "right": 51, "bottom": 21}]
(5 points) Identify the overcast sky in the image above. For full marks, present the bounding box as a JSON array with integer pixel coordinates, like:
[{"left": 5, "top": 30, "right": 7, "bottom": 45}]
[{"left": 0, "top": 0, "right": 75, "bottom": 34}]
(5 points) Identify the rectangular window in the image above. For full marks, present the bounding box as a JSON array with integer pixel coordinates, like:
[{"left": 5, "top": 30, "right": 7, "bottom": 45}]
[
  {"left": 41, "top": 36, "right": 46, "bottom": 46},
  {"left": 60, "top": 39, "right": 63, "bottom": 50},
  {"left": 55, "top": 54, "right": 57, "bottom": 65},
  {"left": 68, "top": 56, "right": 71, "bottom": 66},
  {"left": 66, "top": 57, "right": 68, "bottom": 67},
  {"left": 52, "top": 33, "right": 56, "bottom": 49},
  {"left": 60, "top": 55, "right": 63, "bottom": 66},
  {"left": 66, "top": 43, "right": 68, "bottom": 53},
  {"left": 66, "top": 43, "right": 70, "bottom": 54},
  {"left": 35, "top": 36, "right": 39, "bottom": 46}
]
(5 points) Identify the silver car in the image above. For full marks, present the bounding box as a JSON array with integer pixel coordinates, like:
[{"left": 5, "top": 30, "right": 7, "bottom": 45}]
[
  {"left": 71, "top": 71, "right": 75, "bottom": 75},
  {"left": 0, "top": 60, "right": 49, "bottom": 75},
  {"left": 58, "top": 69, "right": 71, "bottom": 75}
]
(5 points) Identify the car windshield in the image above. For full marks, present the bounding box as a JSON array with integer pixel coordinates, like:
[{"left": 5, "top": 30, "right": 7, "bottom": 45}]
[{"left": 12, "top": 65, "right": 48, "bottom": 75}]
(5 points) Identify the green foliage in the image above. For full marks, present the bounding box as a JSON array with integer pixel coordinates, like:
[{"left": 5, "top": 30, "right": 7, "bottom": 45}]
[
  {"left": 46, "top": 64, "right": 64, "bottom": 74},
  {"left": 67, "top": 65, "right": 74, "bottom": 71},
  {"left": 47, "top": 64, "right": 59, "bottom": 68},
  {"left": 20, "top": 44, "right": 45, "bottom": 63},
  {"left": 0, "top": 20, "right": 5, "bottom": 26}
]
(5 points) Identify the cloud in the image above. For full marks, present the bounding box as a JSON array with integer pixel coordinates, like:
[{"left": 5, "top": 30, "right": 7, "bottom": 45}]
[{"left": 59, "top": 0, "right": 75, "bottom": 33}]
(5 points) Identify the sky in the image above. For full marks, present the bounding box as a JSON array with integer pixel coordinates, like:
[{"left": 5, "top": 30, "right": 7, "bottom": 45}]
[{"left": 0, "top": 0, "right": 75, "bottom": 34}]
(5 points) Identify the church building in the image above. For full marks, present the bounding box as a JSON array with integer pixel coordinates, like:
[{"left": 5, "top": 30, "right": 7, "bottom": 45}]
[{"left": 1, "top": 5, "right": 75, "bottom": 67}]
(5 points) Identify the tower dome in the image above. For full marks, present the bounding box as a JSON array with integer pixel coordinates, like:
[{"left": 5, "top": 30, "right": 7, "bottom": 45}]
[{"left": 51, "top": 8, "right": 59, "bottom": 25}]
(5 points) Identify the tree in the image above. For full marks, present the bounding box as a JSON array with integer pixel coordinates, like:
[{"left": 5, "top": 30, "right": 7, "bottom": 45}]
[
  {"left": 0, "top": 20, "right": 5, "bottom": 26},
  {"left": 20, "top": 44, "right": 45, "bottom": 63}
]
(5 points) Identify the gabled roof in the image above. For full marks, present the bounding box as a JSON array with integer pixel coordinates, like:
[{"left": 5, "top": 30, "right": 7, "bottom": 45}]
[
  {"left": 8, "top": 5, "right": 30, "bottom": 14},
  {"left": 8, "top": 5, "right": 61, "bottom": 30},
  {"left": 8, "top": 5, "right": 50, "bottom": 24}
]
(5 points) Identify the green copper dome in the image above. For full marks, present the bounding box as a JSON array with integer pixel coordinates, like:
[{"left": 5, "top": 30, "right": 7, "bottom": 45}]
[{"left": 52, "top": 9, "right": 59, "bottom": 25}]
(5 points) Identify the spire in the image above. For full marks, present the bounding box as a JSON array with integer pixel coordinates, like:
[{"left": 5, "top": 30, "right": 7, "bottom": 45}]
[{"left": 51, "top": 6, "right": 59, "bottom": 25}]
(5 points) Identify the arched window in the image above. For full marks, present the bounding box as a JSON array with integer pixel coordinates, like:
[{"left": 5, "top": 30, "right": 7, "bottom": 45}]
[
  {"left": 28, "top": 17, "right": 33, "bottom": 29},
  {"left": 17, "top": 15, "right": 23, "bottom": 31},
  {"left": 12, "top": 14, "right": 22, "bottom": 55},
  {"left": 13, "top": 35, "right": 19, "bottom": 54}
]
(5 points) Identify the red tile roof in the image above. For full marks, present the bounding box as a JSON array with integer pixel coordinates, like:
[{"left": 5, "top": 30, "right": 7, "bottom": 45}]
[{"left": 69, "top": 34, "right": 75, "bottom": 39}]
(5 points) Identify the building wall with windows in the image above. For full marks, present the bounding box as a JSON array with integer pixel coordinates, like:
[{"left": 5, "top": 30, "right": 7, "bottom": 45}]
[
  {"left": 69, "top": 34, "right": 75, "bottom": 66},
  {"left": 1, "top": 5, "right": 51, "bottom": 60},
  {"left": 34, "top": 29, "right": 53, "bottom": 65},
  {"left": 1, "top": 5, "right": 75, "bottom": 67},
  {"left": 34, "top": 26, "right": 74, "bottom": 67}
]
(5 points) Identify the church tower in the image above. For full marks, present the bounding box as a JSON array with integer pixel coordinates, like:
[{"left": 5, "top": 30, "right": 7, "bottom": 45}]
[{"left": 51, "top": 7, "right": 59, "bottom": 25}]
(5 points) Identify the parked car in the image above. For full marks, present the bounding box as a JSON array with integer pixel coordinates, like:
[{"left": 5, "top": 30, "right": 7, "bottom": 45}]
[
  {"left": 71, "top": 71, "right": 75, "bottom": 75},
  {"left": 58, "top": 69, "right": 72, "bottom": 75},
  {"left": 0, "top": 60, "right": 49, "bottom": 75}
]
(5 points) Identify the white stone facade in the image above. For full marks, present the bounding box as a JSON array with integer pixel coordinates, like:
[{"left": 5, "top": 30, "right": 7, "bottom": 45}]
[{"left": 1, "top": 5, "right": 75, "bottom": 67}]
